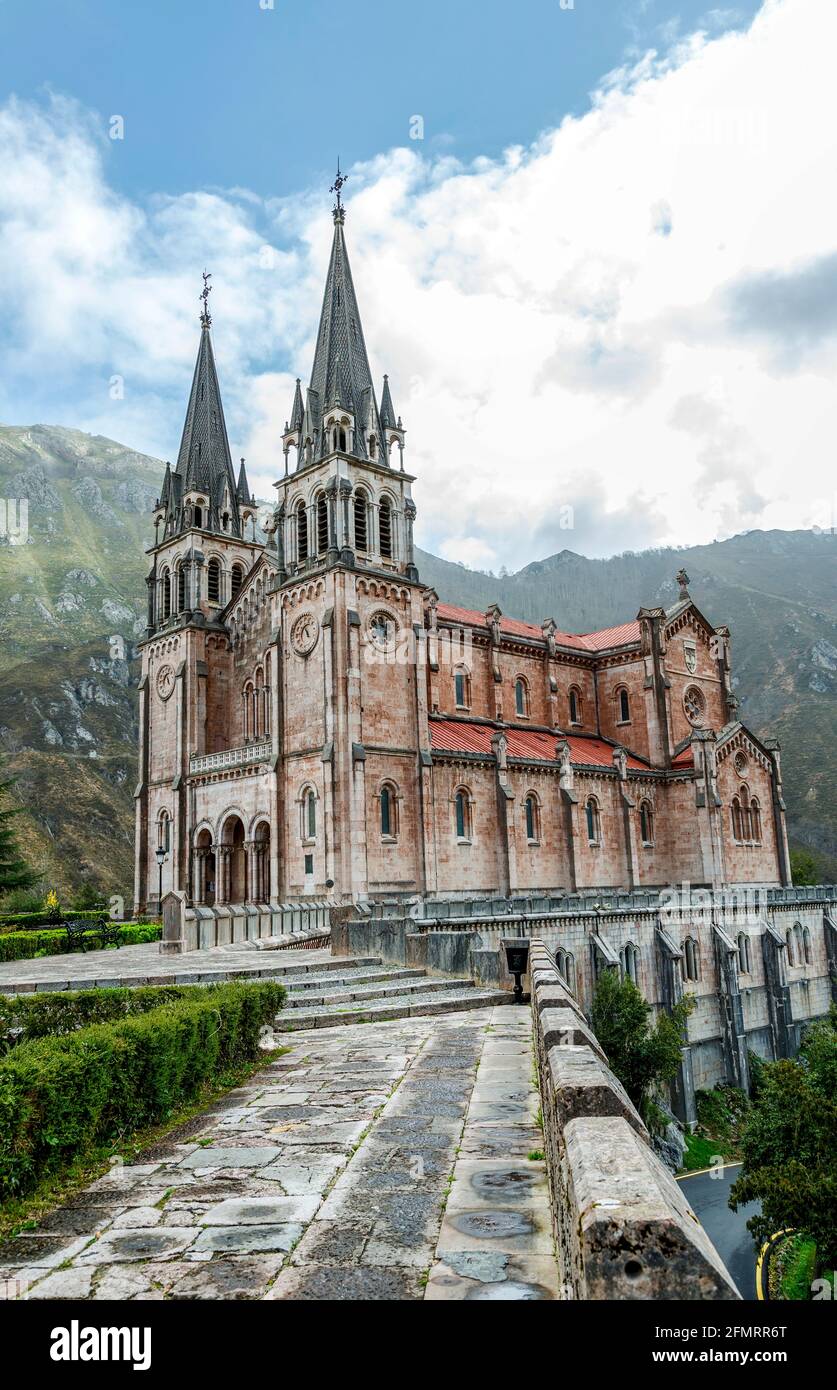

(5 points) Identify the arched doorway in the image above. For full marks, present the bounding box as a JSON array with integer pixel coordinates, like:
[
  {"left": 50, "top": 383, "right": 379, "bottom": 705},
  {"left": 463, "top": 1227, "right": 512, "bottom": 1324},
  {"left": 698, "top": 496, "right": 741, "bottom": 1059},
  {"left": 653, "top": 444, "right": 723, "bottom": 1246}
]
[
  {"left": 219, "top": 814, "right": 246, "bottom": 903},
  {"left": 194, "top": 827, "right": 216, "bottom": 906},
  {"left": 253, "top": 820, "right": 271, "bottom": 902}
]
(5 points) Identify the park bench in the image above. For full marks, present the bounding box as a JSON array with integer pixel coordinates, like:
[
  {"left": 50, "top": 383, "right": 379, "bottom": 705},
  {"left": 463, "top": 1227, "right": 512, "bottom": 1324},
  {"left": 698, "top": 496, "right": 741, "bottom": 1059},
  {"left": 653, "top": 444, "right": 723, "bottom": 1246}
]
[{"left": 63, "top": 918, "right": 122, "bottom": 951}]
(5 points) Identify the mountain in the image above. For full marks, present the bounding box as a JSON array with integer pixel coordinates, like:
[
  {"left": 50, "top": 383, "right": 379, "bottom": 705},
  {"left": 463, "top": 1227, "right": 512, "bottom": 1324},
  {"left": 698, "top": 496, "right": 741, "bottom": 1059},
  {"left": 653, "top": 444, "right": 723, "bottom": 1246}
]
[{"left": 1, "top": 424, "right": 834, "bottom": 896}]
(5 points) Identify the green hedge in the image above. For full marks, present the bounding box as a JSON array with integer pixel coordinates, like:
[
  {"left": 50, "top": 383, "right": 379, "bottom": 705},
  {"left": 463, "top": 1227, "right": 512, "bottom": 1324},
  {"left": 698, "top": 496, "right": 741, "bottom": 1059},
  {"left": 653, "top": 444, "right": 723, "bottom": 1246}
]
[
  {"left": 0, "top": 981, "right": 285, "bottom": 1200},
  {"left": 0, "top": 912, "right": 158, "bottom": 934},
  {"left": 0, "top": 984, "right": 211, "bottom": 1048},
  {"left": 0, "top": 923, "right": 161, "bottom": 963}
]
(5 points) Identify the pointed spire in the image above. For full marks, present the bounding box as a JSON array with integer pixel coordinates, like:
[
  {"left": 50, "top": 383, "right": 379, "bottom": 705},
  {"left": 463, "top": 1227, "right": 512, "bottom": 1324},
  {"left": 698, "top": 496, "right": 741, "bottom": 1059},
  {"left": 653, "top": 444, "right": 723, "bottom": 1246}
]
[
  {"left": 289, "top": 378, "right": 304, "bottom": 432},
  {"left": 236, "top": 457, "right": 252, "bottom": 503},
  {"left": 167, "top": 277, "right": 242, "bottom": 537},
  {"left": 380, "top": 374, "right": 397, "bottom": 429}
]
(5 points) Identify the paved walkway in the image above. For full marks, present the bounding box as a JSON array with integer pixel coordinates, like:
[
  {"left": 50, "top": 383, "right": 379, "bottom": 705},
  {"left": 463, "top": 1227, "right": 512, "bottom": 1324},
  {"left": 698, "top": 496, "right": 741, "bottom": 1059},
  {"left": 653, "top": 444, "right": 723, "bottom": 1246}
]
[
  {"left": 0, "top": 1005, "right": 559, "bottom": 1302},
  {"left": 0, "top": 942, "right": 336, "bottom": 994}
]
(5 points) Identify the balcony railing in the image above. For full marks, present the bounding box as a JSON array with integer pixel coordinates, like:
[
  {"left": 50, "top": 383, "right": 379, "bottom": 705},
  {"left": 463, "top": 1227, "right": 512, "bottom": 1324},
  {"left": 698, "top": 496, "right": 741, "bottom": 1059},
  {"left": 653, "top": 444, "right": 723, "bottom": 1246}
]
[{"left": 189, "top": 741, "right": 272, "bottom": 776}]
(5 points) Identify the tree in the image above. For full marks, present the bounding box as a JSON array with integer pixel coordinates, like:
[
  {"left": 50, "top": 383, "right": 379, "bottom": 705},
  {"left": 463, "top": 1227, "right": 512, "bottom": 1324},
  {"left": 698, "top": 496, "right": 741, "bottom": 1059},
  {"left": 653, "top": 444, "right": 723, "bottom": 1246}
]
[
  {"left": 0, "top": 766, "right": 36, "bottom": 894},
  {"left": 789, "top": 848, "right": 820, "bottom": 887},
  {"left": 730, "top": 1009, "right": 837, "bottom": 1270},
  {"left": 591, "top": 968, "right": 693, "bottom": 1115}
]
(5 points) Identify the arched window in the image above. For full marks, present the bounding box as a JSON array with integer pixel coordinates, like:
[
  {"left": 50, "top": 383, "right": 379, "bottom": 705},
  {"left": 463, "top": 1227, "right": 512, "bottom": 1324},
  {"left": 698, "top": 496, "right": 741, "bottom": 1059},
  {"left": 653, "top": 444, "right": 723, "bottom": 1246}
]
[
  {"left": 524, "top": 793, "right": 540, "bottom": 844},
  {"left": 368, "top": 435, "right": 377, "bottom": 460},
  {"left": 555, "top": 947, "right": 575, "bottom": 992},
  {"left": 193, "top": 505, "right": 203, "bottom": 529},
  {"left": 585, "top": 797, "right": 601, "bottom": 845},
  {"left": 732, "top": 797, "right": 743, "bottom": 842},
  {"left": 243, "top": 681, "right": 254, "bottom": 740},
  {"left": 230, "top": 564, "right": 243, "bottom": 600},
  {"left": 380, "top": 784, "right": 398, "bottom": 839},
  {"left": 750, "top": 797, "right": 762, "bottom": 844},
  {"left": 617, "top": 687, "right": 630, "bottom": 723},
  {"left": 454, "top": 667, "right": 471, "bottom": 709},
  {"left": 177, "top": 565, "right": 186, "bottom": 612},
  {"left": 785, "top": 927, "right": 795, "bottom": 966},
  {"left": 354, "top": 490, "right": 369, "bottom": 551},
  {"left": 332, "top": 425, "right": 347, "bottom": 453},
  {"left": 157, "top": 810, "right": 171, "bottom": 853},
  {"left": 794, "top": 923, "right": 805, "bottom": 965},
  {"left": 569, "top": 687, "right": 582, "bottom": 725},
  {"left": 316, "top": 492, "right": 329, "bottom": 553},
  {"left": 803, "top": 926, "right": 812, "bottom": 964},
  {"left": 454, "top": 787, "right": 472, "bottom": 841},
  {"left": 737, "top": 932, "right": 751, "bottom": 974},
  {"left": 684, "top": 937, "right": 700, "bottom": 982},
  {"left": 207, "top": 558, "right": 221, "bottom": 604},
  {"left": 161, "top": 568, "right": 171, "bottom": 619},
  {"left": 379, "top": 497, "right": 393, "bottom": 559},
  {"left": 622, "top": 941, "right": 640, "bottom": 984},
  {"left": 296, "top": 499, "right": 308, "bottom": 561},
  {"left": 301, "top": 788, "right": 317, "bottom": 841},
  {"left": 514, "top": 677, "right": 529, "bottom": 718},
  {"left": 639, "top": 800, "right": 654, "bottom": 846},
  {"left": 254, "top": 668, "right": 264, "bottom": 737}
]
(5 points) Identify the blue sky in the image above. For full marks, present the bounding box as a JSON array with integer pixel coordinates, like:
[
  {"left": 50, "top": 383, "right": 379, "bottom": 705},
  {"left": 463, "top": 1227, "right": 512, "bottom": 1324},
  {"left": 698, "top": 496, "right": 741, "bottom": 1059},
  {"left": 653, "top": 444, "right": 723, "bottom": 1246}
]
[
  {"left": 0, "top": 1, "right": 761, "bottom": 201},
  {"left": 1, "top": 0, "right": 835, "bottom": 567}
]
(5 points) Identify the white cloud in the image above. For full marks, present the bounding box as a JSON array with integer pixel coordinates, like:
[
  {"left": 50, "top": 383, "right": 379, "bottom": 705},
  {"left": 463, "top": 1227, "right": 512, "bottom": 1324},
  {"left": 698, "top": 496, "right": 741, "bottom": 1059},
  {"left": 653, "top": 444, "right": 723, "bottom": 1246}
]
[{"left": 0, "top": 0, "right": 835, "bottom": 569}]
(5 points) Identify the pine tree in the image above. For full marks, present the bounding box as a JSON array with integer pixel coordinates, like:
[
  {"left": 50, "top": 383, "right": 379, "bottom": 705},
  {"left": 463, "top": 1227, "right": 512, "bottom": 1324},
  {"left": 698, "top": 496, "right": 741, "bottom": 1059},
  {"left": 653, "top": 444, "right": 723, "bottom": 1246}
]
[{"left": 0, "top": 767, "right": 36, "bottom": 893}]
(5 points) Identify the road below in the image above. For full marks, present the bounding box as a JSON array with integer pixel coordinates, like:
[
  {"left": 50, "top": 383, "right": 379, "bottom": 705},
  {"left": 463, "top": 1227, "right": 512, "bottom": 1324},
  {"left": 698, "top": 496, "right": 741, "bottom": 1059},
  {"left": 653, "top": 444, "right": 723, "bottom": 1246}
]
[{"left": 678, "top": 1162, "right": 760, "bottom": 1300}]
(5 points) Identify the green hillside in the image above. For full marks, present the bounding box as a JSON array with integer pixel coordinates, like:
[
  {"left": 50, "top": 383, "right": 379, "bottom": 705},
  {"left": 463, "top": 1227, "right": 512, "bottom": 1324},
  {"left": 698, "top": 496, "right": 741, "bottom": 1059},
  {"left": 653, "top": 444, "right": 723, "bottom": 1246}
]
[{"left": 1, "top": 424, "right": 834, "bottom": 897}]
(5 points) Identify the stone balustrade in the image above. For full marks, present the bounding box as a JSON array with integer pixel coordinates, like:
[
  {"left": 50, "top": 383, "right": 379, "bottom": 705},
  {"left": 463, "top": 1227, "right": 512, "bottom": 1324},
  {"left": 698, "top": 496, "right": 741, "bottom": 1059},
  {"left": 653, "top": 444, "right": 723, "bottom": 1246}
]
[
  {"left": 188, "top": 741, "right": 272, "bottom": 776},
  {"left": 528, "top": 938, "right": 740, "bottom": 1300}
]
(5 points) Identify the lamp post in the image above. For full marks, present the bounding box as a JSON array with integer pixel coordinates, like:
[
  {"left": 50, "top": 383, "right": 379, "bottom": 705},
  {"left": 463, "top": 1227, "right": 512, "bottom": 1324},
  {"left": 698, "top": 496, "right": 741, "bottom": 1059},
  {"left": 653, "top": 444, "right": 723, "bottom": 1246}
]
[
  {"left": 155, "top": 845, "right": 169, "bottom": 916},
  {"left": 504, "top": 938, "right": 531, "bottom": 1004}
]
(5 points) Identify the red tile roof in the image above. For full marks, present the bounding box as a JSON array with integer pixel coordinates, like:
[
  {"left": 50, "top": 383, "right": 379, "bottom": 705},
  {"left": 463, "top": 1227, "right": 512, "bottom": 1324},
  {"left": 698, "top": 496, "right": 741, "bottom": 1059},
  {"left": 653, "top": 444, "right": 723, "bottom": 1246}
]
[
  {"left": 671, "top": 747, "right": 695, "bottom": 768},
  {"left": 435, "top": 603, "right": 640, "bottom": 652},
  {"left": 429, "top": 719, "right": 648, "bottom": 770}
]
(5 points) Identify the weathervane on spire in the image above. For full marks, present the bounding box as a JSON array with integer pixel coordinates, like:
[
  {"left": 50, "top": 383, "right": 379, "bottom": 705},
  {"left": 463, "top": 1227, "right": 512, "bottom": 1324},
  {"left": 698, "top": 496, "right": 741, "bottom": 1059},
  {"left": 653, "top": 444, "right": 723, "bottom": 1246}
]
[
  {"left": 200, "top": 270, "right": 212, "bottom": 327},
  {"left": 330, "top": 159, "right": 348, "bottom": 215}
]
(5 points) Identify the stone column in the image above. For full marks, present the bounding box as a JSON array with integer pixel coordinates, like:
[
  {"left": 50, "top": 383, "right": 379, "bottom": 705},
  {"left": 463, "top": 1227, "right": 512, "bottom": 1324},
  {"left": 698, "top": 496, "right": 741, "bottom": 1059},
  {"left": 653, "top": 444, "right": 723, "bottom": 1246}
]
[
  {"left": 216, "top": 847, "right": 231, "bottom": 904},
  {"left": 404, "top": 498, "right": 418, "bottom": 581},
  {"left": 193, "top": 847, "right": 206, "bottom": 905}
]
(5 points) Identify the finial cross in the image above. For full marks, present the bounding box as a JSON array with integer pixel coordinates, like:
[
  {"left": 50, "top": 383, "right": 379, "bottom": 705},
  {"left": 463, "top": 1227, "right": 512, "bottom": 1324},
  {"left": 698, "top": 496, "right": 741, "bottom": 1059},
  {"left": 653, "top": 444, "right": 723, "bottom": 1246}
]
[
  {"left": 200, "top": 270, "right": 212, "bottom": 325},
  {"left": 330, "top": 160, "right": 348, "bottom": 210}
]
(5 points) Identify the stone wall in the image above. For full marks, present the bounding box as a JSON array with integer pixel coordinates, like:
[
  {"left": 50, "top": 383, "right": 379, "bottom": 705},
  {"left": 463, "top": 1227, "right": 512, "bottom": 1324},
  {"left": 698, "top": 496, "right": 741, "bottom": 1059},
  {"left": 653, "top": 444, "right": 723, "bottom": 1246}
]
[{"left": 528, "top": 939, "right": 740, "bottom": 1300}]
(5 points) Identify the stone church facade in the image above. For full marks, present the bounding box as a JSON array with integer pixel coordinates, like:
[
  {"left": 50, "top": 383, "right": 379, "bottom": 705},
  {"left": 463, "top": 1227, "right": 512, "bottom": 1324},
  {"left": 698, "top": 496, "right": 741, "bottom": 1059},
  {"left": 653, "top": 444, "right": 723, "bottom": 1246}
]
[{"left": 132, "top": 193, "right": 836, "bottom": 1102}]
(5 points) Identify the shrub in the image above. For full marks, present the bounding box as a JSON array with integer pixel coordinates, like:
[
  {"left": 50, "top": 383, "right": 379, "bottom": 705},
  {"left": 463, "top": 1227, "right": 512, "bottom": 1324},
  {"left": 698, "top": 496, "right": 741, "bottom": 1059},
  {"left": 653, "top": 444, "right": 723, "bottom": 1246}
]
[
  {"left": 0, "top": 981, "right": 285, "bottom": 1200},
  {"left": 0, "top": 910, "right": 130, "bottom": 933},
  {"left": 0, "top": 923, "right": 161, "bottom": 962},
  {"left": 0, "top": 984, "right": 212, "bottom": 1050},
  {"left": 591, "top": 968, "right": 693, "bottom": 1115}
]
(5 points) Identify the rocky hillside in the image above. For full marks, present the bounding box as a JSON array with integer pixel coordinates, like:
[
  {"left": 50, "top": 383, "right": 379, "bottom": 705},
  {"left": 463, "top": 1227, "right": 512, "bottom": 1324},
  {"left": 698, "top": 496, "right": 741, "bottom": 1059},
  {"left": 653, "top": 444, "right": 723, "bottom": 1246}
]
[{"left": 0, "top": 424, "right": 834, "bottom": 896}]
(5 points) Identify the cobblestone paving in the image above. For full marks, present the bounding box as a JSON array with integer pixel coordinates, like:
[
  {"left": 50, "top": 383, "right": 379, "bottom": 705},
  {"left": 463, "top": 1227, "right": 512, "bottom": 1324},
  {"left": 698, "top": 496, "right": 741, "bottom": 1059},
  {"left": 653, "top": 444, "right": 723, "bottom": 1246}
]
[{"left": 0, "top": 1005, "right": 559, "bottom": 1302}]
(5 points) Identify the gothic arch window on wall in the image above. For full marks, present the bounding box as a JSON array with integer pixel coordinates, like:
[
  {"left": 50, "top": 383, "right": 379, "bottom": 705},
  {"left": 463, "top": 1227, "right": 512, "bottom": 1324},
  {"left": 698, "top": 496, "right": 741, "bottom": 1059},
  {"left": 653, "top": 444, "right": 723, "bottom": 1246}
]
[
  {"left": 177, "top": 564, "right": 187, "bottom": 613},
  {"left": 514, "top": 676, "right": 529, "bottom": 718},
  {"left": 379, "top": 496, "right": 393, "bottom": 559},
  {"left": 161, "top": 568, "right": 172, "bottom": 619},
  {"left": 794, "top": 923, "right": 805, "bottom": 964},
  {"left": 732, "top": 784, "right": 756, "bottom": 844},
  {"left": 622, "top": 941, "right": 640, "bottom": 985},
  {"left": 316, "top": 493, "right": 329, "bottom": 554},
  {"left": 555, "top": 947, "right": 575, "bottom": 992},
  {"left": 296, "top": 499, "right": 308, "bottom": 561},
  {"left": 585, "top": 796, "right": 601, "bottom": 846},
  {"left": 354, "top": 489, "right": 369, "bottom": 551},
  {"left": 207, "top": 558, "right": 221, "bottom": 604},
  {"left": 380, "top": 783, "right": 399, "bottom": 840},
  {"left": 616, "top": 686, "right": 631, "bottom": 724},
  {"left": 785, "top": 927, "right": 796, "bottom": 966},
  {"left": 301, "top": 786, "right": 317, "bottom": 842},
  {"left": 524, "top": 792, "right": 540, "bottom": 844},
  {"left": 569, "top": 686, "right": 582, "bottom": 725},
  {"left": 802, "top": 926, "right": 812, "bottom": 964},
  {"left": 157, "top": 809, "right": 171, "bottom": 853},
  {"left": 193, "top": 503, "right": 203, "bottom": 529},
  {"left": 683, "top": 936, "right": 700, "bottom": 982},
  {"left": 231, "top": 563, "right": 244, "bottom": 600},
  {"left": 639, "top": 800, "right": 654, "bottom": 846},
  {"left": 737, "top": 932, "right": 752, "bottom": 974},
  {"left": 454, "top": 666, "right": 471, "bottom": 710},
  {"left": 243, "top": 681, "right": 254, "bottom": 740},
  {"left": 750, "top": 797, "right": 762, "bottom": 844},
  {"left": 454, "top": 786, "right": 473, "bottom": 842}
]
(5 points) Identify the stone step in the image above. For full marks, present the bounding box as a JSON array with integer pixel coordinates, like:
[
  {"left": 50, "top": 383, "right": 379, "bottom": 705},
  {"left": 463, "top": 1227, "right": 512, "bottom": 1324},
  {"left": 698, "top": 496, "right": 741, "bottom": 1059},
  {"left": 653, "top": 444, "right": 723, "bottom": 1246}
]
[
  {"left": 285, "top": 975, "right": 468, "bottom": 1008},
  {"left": 284, "top": 967, "right": 425, "bottom": 994},
  {"left": 275, "top": 986, "right": 513, "bottom": 1031}
]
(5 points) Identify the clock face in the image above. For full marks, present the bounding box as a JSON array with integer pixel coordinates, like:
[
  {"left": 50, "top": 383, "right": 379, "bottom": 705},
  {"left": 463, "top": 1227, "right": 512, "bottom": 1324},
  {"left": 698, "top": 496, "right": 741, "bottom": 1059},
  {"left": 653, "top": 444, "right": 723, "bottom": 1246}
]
[
  {"left": 290, "top": 611, "right": 320, "bottom": 657},
  {"left": 156, "top": 664, "right": 175, "bottom": 701}
]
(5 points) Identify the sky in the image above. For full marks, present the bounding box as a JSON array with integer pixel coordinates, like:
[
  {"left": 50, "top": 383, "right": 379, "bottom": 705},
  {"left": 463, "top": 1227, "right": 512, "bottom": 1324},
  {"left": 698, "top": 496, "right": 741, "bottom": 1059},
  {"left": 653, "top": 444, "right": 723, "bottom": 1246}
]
[{"left": 1, "top": 0, "right": 835, "bottom": 571}]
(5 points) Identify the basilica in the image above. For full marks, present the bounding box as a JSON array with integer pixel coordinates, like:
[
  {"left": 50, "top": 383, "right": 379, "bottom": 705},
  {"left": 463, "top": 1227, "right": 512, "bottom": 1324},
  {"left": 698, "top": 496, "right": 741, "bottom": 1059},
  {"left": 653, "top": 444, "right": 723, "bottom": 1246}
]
[{"left": 133, "top": 191, "right": 793, "bottom": 920}]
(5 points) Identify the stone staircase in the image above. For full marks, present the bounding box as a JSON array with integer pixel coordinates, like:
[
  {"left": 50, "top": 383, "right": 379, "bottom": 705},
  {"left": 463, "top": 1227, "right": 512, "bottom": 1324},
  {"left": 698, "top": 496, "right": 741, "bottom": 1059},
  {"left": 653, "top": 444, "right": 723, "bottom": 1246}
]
[{"left": 273, "top": 956, "right": 511, "bottom": 1031}]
